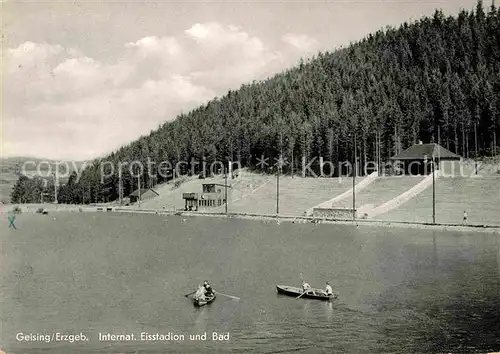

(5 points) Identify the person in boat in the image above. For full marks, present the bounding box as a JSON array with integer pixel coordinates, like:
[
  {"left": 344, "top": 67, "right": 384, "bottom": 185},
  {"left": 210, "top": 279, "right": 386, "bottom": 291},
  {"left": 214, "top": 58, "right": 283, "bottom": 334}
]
[
  {"left": 323, "top": 282, "right": 333, "bottom": 296},
  {"left": 203, "top": 280, "right": 214, "bottom": 297},
  {"left": 302, "top": 281, "right": 316, "bottom": 295},
  {"left": 194, "top": 285, "right": 206, "bottom": 301}
]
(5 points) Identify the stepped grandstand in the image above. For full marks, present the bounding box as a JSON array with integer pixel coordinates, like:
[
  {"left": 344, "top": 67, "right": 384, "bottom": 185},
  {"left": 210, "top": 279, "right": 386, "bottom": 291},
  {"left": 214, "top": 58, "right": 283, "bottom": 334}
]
[{"left": 120, "top": 143, "right": 500, "bottom": 227}]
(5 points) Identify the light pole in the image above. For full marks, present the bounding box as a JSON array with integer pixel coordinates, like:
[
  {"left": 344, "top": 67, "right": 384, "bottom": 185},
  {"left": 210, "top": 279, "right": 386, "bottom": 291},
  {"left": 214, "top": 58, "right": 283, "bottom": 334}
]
[
  {"left": 53, "top": 173, "right": 58, "bottom": 204},
  {"left": 276, "top": 132, "right": 284, "bottom": 215},
  {"left": 474, "top": 120, "right": 478, "bottom": 175},
  {"left": 432, "top": 154, "right": 436, "bottom": 224},
  {"left": 225, "top": 161, "right": 228, "bottom": 214},
  {"left": 138, "top": 173, "right": 141, "bottom": 208},
  {"left": 276, "top": 156, "right": 280, "bottom": 215},
  {"left": 119, "top": 172, "right": 123, "bottom": 205},
  {"left": 352, "top": 132, "right": 357, "bottom": 221}
]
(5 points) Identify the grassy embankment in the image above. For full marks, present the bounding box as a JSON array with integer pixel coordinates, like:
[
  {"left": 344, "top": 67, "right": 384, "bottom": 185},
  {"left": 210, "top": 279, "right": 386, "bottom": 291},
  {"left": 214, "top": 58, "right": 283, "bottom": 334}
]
[
  {"left": 378, "top": 177, "right": 500, "bottom": 226},
  {"left": 3, "top": 165, "right": 499, "bottom": 231},
  {"left": 132, "top": 168, "right": 500, "bottom": 229}
]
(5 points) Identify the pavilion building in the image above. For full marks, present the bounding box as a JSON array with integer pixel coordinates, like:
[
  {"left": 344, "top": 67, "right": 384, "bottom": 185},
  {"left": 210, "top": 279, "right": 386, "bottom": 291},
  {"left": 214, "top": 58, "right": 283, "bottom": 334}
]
[{"left": 389, "top": 142, "right": 462, "bottom": 176}]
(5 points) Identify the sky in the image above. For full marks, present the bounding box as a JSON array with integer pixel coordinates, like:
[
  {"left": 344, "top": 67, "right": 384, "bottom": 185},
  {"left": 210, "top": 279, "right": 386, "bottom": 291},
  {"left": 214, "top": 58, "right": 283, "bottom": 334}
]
[{"left": 2, "top": 0, "right": 481, "bottom": 161}]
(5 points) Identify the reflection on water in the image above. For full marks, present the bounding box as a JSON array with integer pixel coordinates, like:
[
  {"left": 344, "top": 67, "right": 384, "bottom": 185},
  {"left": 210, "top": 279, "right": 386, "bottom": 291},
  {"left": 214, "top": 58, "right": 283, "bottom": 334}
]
[
  {"left": 1, "top": 213, "right": 499, "bottom": 353},
  {"left": 374, "top": 232, "right": 500, "bottom": 353},
  {"left": 325, "top": 302, "right": 334, "bottom": 321},
  {"left": 193, "top": 305, "right": 209, "bottom": 331},
  {"left": 497, "top": 234, "right": 500, "bottom": 275}
]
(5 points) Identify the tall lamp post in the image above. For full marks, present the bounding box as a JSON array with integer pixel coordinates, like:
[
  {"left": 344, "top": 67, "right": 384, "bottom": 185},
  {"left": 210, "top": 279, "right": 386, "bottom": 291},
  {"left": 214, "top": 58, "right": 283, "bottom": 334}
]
[
  {"left": 118, "top": 172, "right": 123, "bottom": 206},
  {"left": 285, "top": 135, "right": 293, "bottom": 179},
  {"left": 53, "top": 173, "right": 58, "bottom": 204},
  {"left": 276, "top": 133, "right": 284, "bottom": 216},
  {"left": 432, "top": 153, "right": 436, "bottom": 224},
  {"left": 138, "top": 173, "right": 141, "bottom": 208},
  {"left": 225, "top": 160, "right": 228, "bottom": 214},
  {"left": 276, "top": 156, "right": 280, "bottom": 215},
  {"left": 474, "top": 120, "right": 478, "bottom": 175},
  {"left": 352, "top": 132, "right": 357, "bottom": 221}
]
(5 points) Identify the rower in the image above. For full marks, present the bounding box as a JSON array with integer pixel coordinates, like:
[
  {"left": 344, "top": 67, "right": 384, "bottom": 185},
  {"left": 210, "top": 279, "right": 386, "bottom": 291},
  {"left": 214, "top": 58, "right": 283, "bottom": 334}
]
[
  {"left": 302, "top": 281, "right": 315, "bottom": 295},
  {"left": 324, "top": 281, "right": 333, "bottom": 296},
  {"left": 203, "top": 280, "right": 214, "bottom": 296},
  {"left": 194, "top": 285, "right": 206, "bottom": 301}
]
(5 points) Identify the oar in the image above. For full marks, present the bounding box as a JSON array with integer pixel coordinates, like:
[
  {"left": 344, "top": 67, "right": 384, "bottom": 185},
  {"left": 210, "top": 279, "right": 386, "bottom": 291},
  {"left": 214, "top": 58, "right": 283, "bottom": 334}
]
[
  {"left": 297, "top": 273, "right": 307, "bottom": 299},
  {"left": 215, "top": 292, "right": 240, "bottom": 300},
  {"left": 296, "top": 291, "right": 307, "bottom": 299},
  {"left": 184, "top": 290, "right": 197, "bottom": 297}
]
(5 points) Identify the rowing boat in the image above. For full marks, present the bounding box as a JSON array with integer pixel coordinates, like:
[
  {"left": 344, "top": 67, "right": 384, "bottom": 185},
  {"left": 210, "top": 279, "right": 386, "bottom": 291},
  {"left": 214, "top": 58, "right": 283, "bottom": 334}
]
[
  {"left": 276, "top": 285, "right": 338, "bottom": 301},
  {"left": 193, "top": 292, "right": 216, "bottom": 307}
]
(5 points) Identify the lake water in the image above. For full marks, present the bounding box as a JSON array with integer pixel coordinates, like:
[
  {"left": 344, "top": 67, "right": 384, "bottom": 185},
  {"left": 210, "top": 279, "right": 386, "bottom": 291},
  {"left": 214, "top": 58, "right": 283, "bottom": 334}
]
[{"left": 1, "top": 213, "right": 499, "bottom": 353}]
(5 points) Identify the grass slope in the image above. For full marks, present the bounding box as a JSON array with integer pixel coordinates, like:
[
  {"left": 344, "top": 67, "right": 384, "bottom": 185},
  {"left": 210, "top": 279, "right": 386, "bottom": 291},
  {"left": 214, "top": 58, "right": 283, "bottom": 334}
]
[
  {"left": 377, "top": 177, "right": 500, "bottom": 225},
  {"left": 220, "top": 176, "right": 353, "bottom": 216},
  {"left": 334, "top": 176, "right": 426, "bottom": 211}
]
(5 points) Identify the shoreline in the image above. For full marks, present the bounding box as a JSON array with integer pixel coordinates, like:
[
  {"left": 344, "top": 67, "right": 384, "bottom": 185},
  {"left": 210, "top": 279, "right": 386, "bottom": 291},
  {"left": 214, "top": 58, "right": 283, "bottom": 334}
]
[
  {"left": 2, "top": 204, "right": 499, "bottom": 234},
  {"left": 155, "top": 210, "right": 500, "bottom": 234}
]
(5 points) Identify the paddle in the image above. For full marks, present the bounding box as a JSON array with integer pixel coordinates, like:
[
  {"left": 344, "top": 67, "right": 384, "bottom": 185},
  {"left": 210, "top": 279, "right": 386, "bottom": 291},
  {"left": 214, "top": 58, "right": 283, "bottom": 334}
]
[
  {"left": 215, "top": 292, "right": 240, "bottom": 300},
  {"left": 296, "top": 273, "right": 307, "bottom": 299},
  {"left": 184, "top": 290, "right": 197, "bottom": 297},
  {"left": 296, "top": 290, "right": 308, "bottom": 299}
]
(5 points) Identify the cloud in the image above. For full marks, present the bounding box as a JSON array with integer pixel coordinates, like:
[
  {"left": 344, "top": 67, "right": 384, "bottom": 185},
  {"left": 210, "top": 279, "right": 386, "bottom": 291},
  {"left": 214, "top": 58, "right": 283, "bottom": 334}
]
[
  {"left": 185, "top": 23, "right": 210, "bottom": 41},
  {"left": 125, "top": 36, "right": 181, "bottom": 57},
  {"left": 282, "top": 33, "right": 320, "bottom": 52},
  {"left": 184, "top": 22, "right": 282, "bottom": 89},
  {"left": 6, "top": 41, "right": 65, "bottom": 74},
  {"left": 185, "top": 22, "right": 265, "bottom": 58},
  {"left": 3, "top": 25, "right": 320, "bottom": 160}
]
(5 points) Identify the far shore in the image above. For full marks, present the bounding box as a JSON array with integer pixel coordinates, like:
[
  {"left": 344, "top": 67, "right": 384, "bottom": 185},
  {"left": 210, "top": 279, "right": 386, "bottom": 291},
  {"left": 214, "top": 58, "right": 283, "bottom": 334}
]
[{"left": 2, "top": 203, "right": 499, "bottom": 235}]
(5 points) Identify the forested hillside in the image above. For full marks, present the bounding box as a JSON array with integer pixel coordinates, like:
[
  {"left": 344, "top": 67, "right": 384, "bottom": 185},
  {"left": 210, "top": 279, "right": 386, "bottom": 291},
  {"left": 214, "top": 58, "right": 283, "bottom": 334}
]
[
  {"left": 1, "top": 158, "right": 80, "bottom": 203},
  {"left": 11, "top": 1, "right": 500, "bottom": 204}
]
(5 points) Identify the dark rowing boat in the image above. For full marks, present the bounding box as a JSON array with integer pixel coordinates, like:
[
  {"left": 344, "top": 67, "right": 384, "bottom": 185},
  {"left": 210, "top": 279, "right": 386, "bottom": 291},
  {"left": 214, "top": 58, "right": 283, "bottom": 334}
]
[
  {"left": 193, "top": 292, "right": 216, "bottom": 307},
  {"left": 276, "top": 285, "right": 338, "bottom": 301}
]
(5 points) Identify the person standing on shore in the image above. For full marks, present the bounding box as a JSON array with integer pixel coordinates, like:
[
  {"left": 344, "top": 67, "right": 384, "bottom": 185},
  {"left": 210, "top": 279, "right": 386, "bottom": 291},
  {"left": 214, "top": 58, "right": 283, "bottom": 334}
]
[
  {"left": 463, "top": 210, "right": 467, "bottom": 225},
  {"left": 8, "top": 215, "right": 17, "bottom": 230}
]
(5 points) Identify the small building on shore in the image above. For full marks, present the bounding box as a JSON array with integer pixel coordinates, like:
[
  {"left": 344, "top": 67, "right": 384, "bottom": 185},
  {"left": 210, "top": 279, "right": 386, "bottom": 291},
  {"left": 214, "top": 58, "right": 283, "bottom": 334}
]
[
  {"left": 389, "top": 142, "right": 462, "bottom": 175},
  {"left": 129, "top": 188, "right": 159, "bottom": 203},
  {"left": 182, "top": 183, "right": 230, "bottom": 211}
]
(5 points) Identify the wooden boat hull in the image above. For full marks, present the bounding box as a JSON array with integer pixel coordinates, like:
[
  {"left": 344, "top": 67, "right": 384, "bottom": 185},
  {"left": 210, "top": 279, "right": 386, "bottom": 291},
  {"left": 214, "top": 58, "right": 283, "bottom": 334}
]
[
  {"left": 276, "top": 285, "right": 337, "bottom": 301},
  {"left": 193, "top": 293, "right": 216, "bottom": 307}
]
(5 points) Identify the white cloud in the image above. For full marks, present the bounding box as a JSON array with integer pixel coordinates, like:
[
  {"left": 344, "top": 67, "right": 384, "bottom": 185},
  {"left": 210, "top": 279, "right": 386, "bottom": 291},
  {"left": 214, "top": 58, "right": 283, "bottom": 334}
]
[
  {"left": 6, "top": 41, "right": 65, "bottom": 74},
  {"left": 185, "top": 23, "right": 210, "bottom": 41},
  {"left": 185, "top": 22, "right": 264, "bottom": 58},
  {"left": 282, "top": 33, "right": 320, "bottom": 52},
  {"left": 3, "top": 25, "right": 321, "bottom": 160},
  {"left": 125, "top": 36, "right": 181, "bottom": 57},
  {"left": 53, "top": 56, "right": 100, "bottom": 76}
]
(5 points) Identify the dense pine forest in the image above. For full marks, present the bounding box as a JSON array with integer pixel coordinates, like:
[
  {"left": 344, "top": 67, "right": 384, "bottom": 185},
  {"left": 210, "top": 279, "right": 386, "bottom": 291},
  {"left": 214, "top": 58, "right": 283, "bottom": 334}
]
[{"left": 11, "top": 1, "right": 500, "bottom": 204}]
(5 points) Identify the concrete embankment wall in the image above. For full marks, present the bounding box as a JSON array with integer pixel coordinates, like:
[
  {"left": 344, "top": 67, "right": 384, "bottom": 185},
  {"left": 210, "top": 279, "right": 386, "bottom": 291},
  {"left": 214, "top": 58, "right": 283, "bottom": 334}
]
[
  {"left": 312, "top": 208, "right": 354, "bottom": 219},
  {"left": 0, "top": 204, "right": 92, "bottom": 214}
]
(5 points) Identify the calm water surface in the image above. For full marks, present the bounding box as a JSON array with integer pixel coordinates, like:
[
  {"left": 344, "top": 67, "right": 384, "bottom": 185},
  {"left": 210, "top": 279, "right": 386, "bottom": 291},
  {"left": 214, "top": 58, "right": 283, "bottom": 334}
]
[{"left": 1, "top": 213, "right": 499, "bottom": 353}]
